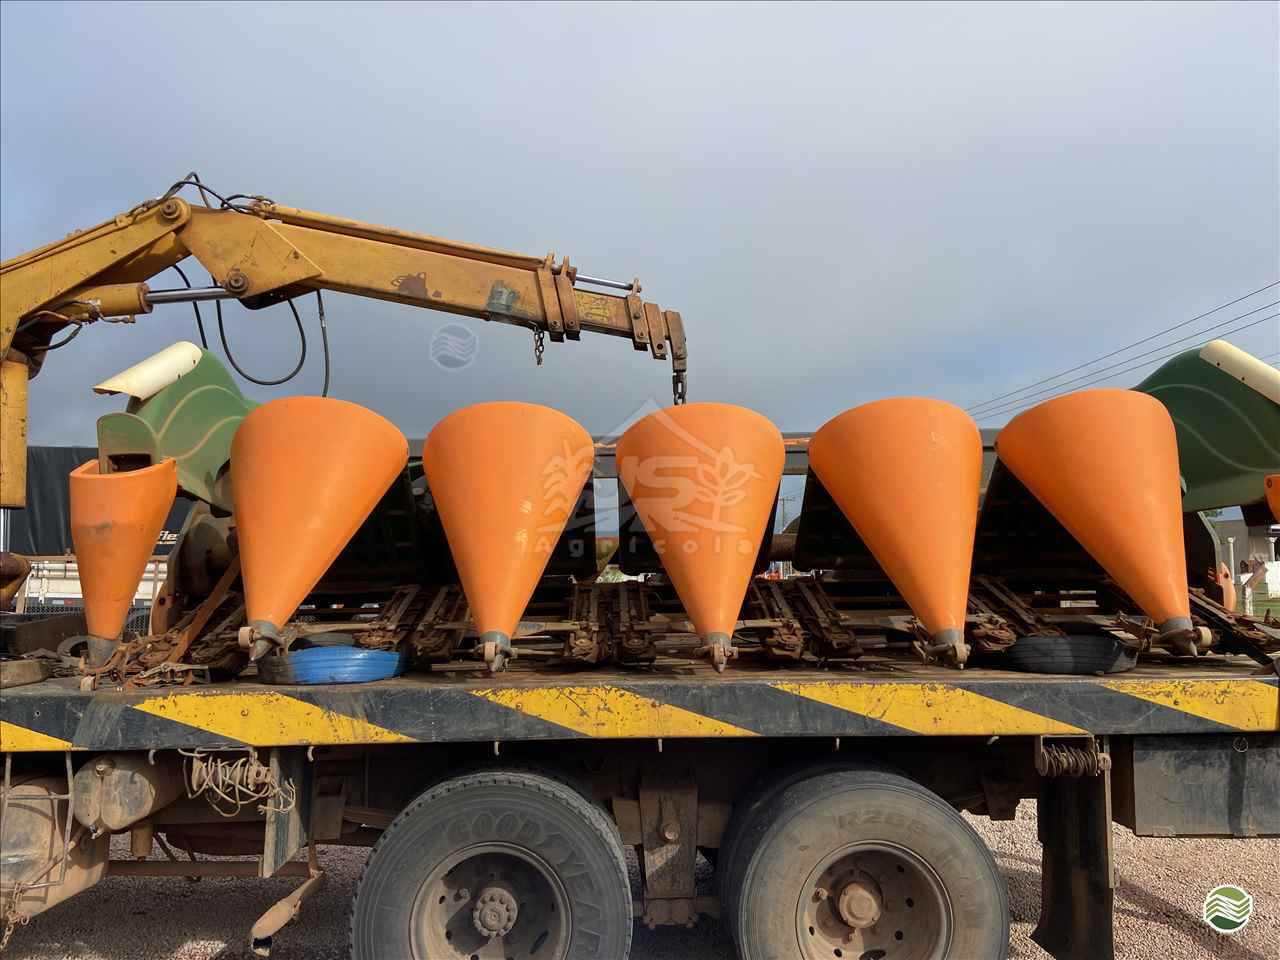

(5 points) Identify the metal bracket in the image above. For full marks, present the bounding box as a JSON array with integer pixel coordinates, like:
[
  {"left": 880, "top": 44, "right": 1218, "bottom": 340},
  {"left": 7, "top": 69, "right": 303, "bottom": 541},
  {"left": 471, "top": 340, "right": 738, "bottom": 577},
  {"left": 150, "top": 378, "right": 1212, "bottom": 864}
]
[
  {"left": 1033, "top": 736, "right": 1115, "bottom": 960},
  {"left": 665, "top": 310, "right": 688, "bottom": 403},
  {"left": 535, "top": 256, "right": 564, "bottom": 342},
  {"left": 250, "top": 842, "right": 324, "bottom": 957},
  {"left": 408, "top": 585, "right": 469, "bottom": 662},
  {"left": 612, "top": 582, "right": 657, "bottom": 663},
  {"left": 748, "top": 581, "right": 806, "bottom": 660},
  {"left": 260, "top": 748, "right": 313, "bottom": 879},
  {"left": 792, "top": 576, "right": 860, "bottom": 658},
  {"left": 638, "top": 775, "right": 698, "bottom": 903},
  {"left": 0, "top": 752, "right": 77, "bottom": 897},
  {"left": 553, "top": 257, "right": 581, "bottom": 339},
  {"left": 624, "top": 289, "right": 650, "bottom": 351},
  {"left": 564, "top": 582, "right": 608, "bottom": 663}
]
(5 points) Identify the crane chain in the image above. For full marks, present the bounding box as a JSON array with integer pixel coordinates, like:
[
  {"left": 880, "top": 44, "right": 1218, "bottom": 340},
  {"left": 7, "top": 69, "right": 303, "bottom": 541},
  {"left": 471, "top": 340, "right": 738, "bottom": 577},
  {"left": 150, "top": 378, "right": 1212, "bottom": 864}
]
[{"left": 531, "top": 327, "right": 545, "bottom": 366}]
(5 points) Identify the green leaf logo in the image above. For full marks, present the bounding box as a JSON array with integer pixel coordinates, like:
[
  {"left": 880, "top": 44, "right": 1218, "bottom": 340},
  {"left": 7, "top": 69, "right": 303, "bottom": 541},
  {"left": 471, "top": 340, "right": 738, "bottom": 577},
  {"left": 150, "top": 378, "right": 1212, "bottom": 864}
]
[{"left": 1202, "top": 885, "right": 1254, "bottom": 934}]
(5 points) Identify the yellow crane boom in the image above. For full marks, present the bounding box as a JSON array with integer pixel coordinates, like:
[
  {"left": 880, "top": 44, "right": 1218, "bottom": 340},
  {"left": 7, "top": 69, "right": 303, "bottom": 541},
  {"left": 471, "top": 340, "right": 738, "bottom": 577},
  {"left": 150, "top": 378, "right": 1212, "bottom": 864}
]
[{"left": 0, "top": 179, "right": 688, "bottom": 507}]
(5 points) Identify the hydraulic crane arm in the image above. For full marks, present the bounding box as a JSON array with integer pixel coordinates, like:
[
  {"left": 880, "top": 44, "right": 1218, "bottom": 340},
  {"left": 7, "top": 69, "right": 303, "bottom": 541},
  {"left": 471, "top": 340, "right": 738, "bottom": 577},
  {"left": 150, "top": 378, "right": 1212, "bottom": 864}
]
[{"left": 0, "top": 188, "right": 688, "bottom": 507}]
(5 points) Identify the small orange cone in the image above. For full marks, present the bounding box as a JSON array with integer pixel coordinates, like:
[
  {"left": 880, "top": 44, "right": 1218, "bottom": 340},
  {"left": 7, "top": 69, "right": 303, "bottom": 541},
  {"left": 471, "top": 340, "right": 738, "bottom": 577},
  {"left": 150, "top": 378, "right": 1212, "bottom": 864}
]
[
  {"left": 996, "top": 389, "right": 1193, "bottom": 646},
  {"left": 616, "top": 403, "right": 785, "bottom": 670},
  {"left": 70, "top": 458, "right": 177, "bottom": 640},
  {"left": 423, "top": 402, "right": 594, "bottom": 671},
  {"left": 1266, "top": 475, "right": 1280, "bottom": 522},
  {"left": 231, "top": 397, "right": 408, "bottom": 657},
  {"left": 809, "top": 398, "right": 981, "bottom": 665}
]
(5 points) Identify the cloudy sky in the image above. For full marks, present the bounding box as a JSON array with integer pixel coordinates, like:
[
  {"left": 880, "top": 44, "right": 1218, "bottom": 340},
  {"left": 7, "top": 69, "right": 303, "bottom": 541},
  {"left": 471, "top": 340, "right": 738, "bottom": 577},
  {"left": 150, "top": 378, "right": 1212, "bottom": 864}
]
[{"left": 3, "top": 1, "right": 1277, "bottom": 448}]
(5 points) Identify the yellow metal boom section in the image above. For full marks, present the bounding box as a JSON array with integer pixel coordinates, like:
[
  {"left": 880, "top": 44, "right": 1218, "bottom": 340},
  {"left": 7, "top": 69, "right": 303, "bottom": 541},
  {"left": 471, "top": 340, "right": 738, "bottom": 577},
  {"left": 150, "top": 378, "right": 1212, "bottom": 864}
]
[{"left": 0, "top": 193, "right": 687, "bottom": 507}]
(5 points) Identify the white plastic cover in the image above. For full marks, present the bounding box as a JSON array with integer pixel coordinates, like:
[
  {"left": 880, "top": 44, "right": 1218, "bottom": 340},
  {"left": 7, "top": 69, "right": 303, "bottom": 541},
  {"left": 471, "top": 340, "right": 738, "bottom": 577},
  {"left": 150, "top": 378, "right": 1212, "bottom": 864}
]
[{"left": 92, "top": 341, "right": 202, "bottom": 400}]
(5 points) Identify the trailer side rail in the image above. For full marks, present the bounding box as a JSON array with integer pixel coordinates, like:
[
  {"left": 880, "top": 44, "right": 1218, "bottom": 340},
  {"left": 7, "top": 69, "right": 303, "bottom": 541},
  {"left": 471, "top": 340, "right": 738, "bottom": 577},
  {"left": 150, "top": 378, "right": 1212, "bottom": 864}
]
[{"left": 2, "top": 663, "right": 1275, "bottom": 752}]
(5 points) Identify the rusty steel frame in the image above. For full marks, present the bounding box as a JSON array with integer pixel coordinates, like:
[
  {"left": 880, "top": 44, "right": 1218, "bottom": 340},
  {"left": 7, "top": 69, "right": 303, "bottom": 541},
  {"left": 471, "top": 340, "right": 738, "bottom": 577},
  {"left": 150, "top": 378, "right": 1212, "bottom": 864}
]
[
  {"left": 0, "top": 751, "right": 78, "bottom": 900},
  {"left": 151, "top": 566, "right": 1277, "bottom": 677},
  {"left": 106, "top": 859, "right": 311, "bottom": 878}
]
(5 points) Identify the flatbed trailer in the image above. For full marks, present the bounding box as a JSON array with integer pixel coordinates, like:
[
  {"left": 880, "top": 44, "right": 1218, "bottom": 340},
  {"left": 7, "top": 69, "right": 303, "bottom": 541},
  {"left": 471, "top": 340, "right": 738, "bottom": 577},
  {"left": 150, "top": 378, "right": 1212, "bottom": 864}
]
[
  {"left": 2, "top": 654, "right": 1276, "bottom": 959},
  {"left": 3, "top": 659, "right": 1277, "bottom": 751}
]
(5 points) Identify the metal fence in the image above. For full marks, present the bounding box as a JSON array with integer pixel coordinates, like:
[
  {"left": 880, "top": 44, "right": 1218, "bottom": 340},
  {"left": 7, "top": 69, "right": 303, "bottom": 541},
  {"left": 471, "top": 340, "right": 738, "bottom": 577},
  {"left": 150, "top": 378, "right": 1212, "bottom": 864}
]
[{"left": 18, "top": 600, "right": 152, "bottom": 634}]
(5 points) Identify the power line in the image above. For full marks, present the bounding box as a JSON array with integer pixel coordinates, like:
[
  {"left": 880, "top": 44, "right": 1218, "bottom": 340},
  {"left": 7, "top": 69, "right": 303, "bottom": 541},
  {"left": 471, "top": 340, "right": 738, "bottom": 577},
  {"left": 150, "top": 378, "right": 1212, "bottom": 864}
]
[
  {"left": 975, "top": 312, "right": 1280, "bottom": 422},
  {"left": 965, "top": 280, "right": 1279, "bottom": 413},
  {"left": 979, "top": 313, "right": 1279, "bottom": 421},
  {"left": 969, "top": 302, "right": 1278, "bottom": 417}
]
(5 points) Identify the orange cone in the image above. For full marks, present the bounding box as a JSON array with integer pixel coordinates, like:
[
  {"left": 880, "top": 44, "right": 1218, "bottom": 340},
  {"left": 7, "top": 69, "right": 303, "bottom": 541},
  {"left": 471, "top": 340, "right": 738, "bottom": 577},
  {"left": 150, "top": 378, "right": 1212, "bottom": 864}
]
[
  {"left": 616, "top": 403, "right": 784, "bottom": 670},
  {"left": 423, "top": 402, "right": 594, "bottom": 671},
  {"left": 809, "top": 398, "right": 981, "bottom": 665},
  {"left": 231, "top": 397, "right": 408, "bottom": 657},
  {"left": 70, "top": 458, "right": 177, "bottom": 640},
  {"left": 996, "top": 389, "right": 1192, "bottom": 644},
  {"left": 1266, "top": 475, "right": 1280, "bottom": 522}
]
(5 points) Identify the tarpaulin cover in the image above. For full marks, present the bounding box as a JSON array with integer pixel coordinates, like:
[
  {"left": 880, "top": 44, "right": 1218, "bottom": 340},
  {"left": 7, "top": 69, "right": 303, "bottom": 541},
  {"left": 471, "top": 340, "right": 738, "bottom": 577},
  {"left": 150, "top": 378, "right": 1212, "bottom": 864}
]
[{"left": 5, "top": 447, "right": 191, "bottom": 556}]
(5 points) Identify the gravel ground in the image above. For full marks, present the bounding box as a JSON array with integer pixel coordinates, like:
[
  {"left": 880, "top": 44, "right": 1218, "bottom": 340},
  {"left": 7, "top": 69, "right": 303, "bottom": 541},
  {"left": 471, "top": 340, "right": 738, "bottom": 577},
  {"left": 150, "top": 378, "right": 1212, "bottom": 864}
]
[{"left": 6, "top": 801, "right": 1276, "bottom": 959}]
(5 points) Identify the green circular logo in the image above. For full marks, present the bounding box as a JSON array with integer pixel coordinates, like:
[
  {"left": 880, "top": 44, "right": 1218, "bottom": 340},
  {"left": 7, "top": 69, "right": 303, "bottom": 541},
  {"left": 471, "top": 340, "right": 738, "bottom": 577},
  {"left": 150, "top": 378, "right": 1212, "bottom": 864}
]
[{"left": 1203, "top": 884, "right": 1254, "bottom": 934}]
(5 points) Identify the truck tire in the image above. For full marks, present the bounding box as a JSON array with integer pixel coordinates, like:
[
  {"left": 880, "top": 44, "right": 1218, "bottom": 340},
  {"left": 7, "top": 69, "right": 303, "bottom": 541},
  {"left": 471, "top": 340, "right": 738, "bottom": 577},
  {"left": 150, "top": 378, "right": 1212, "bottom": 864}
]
[
  {"left": 718, "top": 758, "right": 854, "bottom": 949},
  {"left": 350, "top": 768, "right": 632, "bottom": 960},
  {"left": 730, "top": 767, "right": 1009, "bottom": 960},
  {"left": 1003, "top": 633, "right": 1138, "bottom": 675}
]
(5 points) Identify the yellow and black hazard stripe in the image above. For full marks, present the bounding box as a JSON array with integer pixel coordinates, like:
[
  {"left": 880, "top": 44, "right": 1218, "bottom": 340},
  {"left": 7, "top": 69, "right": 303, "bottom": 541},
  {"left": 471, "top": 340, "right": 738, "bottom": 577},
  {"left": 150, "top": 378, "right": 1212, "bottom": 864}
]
[{"left": 1, "top": 674, "right": 1275, "bottom": 753}]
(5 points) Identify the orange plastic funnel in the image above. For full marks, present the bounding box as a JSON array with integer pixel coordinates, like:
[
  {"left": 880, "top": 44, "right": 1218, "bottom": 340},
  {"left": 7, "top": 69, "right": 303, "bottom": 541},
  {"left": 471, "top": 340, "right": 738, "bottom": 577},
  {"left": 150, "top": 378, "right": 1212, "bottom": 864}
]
[
  {"left": 70, "top": 458, "right": 177, "bottom": 639},
  {"left": 231, "top": 397, "right": 408, "bottom": 652},
  {"left": 616, "top": 403, "right": 784, "bottom": 670},
  {"left": 1266, "top": 475, "right": 1280, "bottom": 522},
  {"left": 423, "top": 402, "right": 593, "bottom": 671},
  {"left": 809, "top": 398, "right": 981, "bottom": 661},
  {"left": 996, "top": 389, "right": 1191, "bottom": 638}
]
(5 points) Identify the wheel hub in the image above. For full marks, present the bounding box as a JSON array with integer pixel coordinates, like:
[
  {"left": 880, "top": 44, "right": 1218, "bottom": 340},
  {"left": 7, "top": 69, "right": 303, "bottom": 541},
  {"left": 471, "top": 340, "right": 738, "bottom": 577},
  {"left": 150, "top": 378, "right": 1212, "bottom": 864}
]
[
  {"left": 411, "top": 844, "right": 571, "bottom": 960},
  {"left": 836, "top": 872, "right": 882, "bottom": 929},
  {"left": 797, "top": 841, "right": 952, "bottom": 960},
  {"left": 471, "top": 882, "right": 519, "bottom": 938}
]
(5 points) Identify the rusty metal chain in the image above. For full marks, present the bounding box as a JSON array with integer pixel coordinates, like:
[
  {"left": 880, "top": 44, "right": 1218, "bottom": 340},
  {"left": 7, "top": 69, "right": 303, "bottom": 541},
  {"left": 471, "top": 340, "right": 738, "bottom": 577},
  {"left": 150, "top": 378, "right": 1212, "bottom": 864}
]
[
  {"left": 532, "top": 326, "right": 545, "bottom": 366},
  {"left": 0, "top": 886, "right": 28, "bottom": 951}
]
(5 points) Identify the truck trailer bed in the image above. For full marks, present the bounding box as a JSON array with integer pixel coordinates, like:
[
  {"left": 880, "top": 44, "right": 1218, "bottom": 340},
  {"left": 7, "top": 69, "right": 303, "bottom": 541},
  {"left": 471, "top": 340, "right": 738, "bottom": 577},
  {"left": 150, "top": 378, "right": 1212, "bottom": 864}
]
[{"left": 3, "top": 655, "right": 1275, "bottom": 753}]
